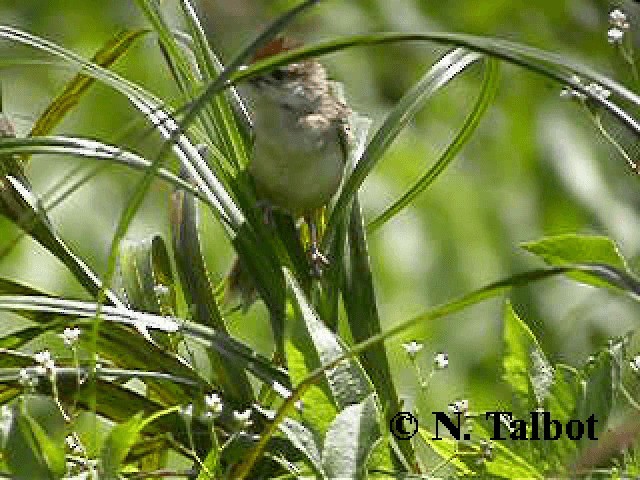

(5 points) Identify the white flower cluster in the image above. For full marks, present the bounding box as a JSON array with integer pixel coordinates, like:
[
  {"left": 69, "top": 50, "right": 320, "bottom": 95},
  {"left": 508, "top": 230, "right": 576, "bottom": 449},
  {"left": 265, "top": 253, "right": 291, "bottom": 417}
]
[{"left": 608, "top": 9, "right": 630, "bottom": 44}]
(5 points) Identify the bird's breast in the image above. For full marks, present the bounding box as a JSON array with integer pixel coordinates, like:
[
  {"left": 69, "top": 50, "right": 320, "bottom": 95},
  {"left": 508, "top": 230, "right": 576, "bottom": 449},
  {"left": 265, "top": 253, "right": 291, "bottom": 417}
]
[{"left": 249, "top": 106, "right": 344, "bottom": 215}]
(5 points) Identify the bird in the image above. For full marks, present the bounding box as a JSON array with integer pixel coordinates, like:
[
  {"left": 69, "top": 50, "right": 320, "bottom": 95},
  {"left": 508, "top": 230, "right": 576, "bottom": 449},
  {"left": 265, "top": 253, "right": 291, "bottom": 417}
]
[{"left": 227, "top": 38, "right": 352, "bottom": 308}]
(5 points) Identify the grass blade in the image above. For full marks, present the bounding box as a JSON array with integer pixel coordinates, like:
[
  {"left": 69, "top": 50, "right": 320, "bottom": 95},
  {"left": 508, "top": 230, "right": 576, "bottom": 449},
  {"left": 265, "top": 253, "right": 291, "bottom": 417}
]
[
  {"left": 367, "top": 56, "right": 500, "bottom": 232},
  {"left": 29, "top": 28, "right": 148, "bottom": 138}
]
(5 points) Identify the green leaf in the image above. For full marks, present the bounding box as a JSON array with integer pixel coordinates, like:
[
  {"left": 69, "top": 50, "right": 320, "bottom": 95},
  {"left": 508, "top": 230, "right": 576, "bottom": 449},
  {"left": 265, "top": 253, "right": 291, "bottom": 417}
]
[
  {"left": 577, "top": 349, "right": 613, "bottom": 441},
  {"left": 521, "top": 234, "right": 632, "bottom": 290},
  {"left": 6, "top": 395, "right": 66, "bottom": 480},
  {"left": 0, "top": 294, "right": 179, "bottom": 332},
  {"left": 503, "top": 302, "right": 553, "bottom": 411},
  {"left": 100, "top": 412, "right": 145, "bottom": 477},
  {"left": 100, "top": 405, "right": 180, "bottom": 478},
  {"left": 544, "top": 364, "right": 581, "bottom": 469},
  {"left": 418, "top": 428, "right": 474, "bottom": 476},
  {"left": 29, "top": 29, "right": 148, "bottom": 138},
  {"left": 0, "top": 132, "right": 122, "bottom": 305},
  {"left": 170, "top": 172, "right": 254, "bottom": 403},
  {"left": 321, "top": 393, "right": 381, "bottom": 479},
  {"left": 0, "top": 135, "right": 210, "bottom": 207},
  {"left": 119, "top": 235, "right": 176, "bottom": 316},
  {"left": 196, "top": 440, "right": 221, "bottom": 480},
  {"left": 285, "top": 269, "right": 372, "bottom": 409},
  {"left": 485, "top": 439, "right": 543, "bottom": 479},
  {"left": 342, "top": 200, "right": 413, "bottom": 468},
  {"left": 279, "top": 417, "right": 324, "bottom": 478}
]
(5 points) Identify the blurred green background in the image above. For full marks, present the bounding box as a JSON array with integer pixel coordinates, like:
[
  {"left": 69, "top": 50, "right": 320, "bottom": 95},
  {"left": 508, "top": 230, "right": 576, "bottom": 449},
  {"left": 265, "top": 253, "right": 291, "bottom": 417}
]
[{"left": 0, "top": 0, "right": 638, "bottom": 416}]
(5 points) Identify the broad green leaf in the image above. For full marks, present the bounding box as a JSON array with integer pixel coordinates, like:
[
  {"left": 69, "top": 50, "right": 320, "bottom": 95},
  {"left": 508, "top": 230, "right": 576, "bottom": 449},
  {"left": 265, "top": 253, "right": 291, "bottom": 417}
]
[
  {"left": 503, "top": 302, "right": 553, "bottom": 412},
  {"left": 279, "top": 417, "right": 324, "bottom": 478},
  {"left": 285, "top": 269, "right": 372, "bottom": 409},
  {"left": 577, "top": 349, "right": 613, "bottom": 441},
  {"left": 521, "top": 234, "right": 632, "bottom": 290},
  {"left": 196, "top": 441, "right": 221, "bottom": 480},
  {"left": 418, "top": 428, "right": 474, "bottom": 476},
  {"left": 485, "top": 438, "right": 543, "bottom": 479},
  {"left": 543, "top": 364, "right": 581, "bottom": 470},
  {"left": 100, "top": 406, "right": 180, "bottom": 478},
  {"left": 5, "top": 395, "right": 66, "bottom": 480},
  {"left": 321, "top": 393, "right": 381, "bottom": 479},
  {"left": 100, "top": 412, "right": 145, "bottom": 477},
  {"left": 285, "top": 303, "right": 338, "bottom": 435}
]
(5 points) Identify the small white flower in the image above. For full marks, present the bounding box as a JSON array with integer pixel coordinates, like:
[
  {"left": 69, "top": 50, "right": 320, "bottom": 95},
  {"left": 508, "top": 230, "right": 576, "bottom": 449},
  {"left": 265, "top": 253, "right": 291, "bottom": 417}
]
[
  {"left": 182, "top": 404, "right": 194, "bottom": 416},
  {"left": 204, "top": 393, "right": 223, "bottom": 416},
  {"left": 609, "top": 9, "right": 630, "bottom": 30},
  {"left": 18, "top": 368, "right": 31, "bottom": 386},
  {"left": 448, "top": 399, "right": 469, "bottom": 414},
  {"left": 402, "top": 341, "right": 423, "bottom": 359},
  {"left": 585, "top": 82, "right": 611, "bottom": 100},
  {"left": 233, "top": 409, "right": 253, "bottom": 429},
  {"left": 608, "top": 27, "right": 625, "bottom": 44},
  {"left": 66, "top": 434, "right": 85, "bottom": 454},
  {"left": 434, "top": 352, "right": 449, "bottom": 369},
  {"left": 34, "top": 350, "right": 51, "bottom": 365},
  {"left": 61, "top": 327, "right": 82, "bottom": 347},
  {"left": 630, "top": 355, "right": 640, "bottom": 373}
]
